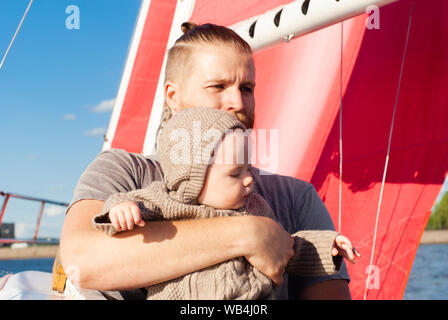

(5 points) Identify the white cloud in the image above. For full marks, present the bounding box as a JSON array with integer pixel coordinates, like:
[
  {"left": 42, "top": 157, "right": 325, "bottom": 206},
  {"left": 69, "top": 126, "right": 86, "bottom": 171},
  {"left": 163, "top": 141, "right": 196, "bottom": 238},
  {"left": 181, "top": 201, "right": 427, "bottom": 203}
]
[
  {"left": 63, "top": 114, "right": 77, "bottom": 120},
  {"left": 44, "top": 205, "right": 66, "bottom": 217},
  {"left": 91, "top": 98, "right": 115, "bottom": 113},
  {"left": 83, "top": 127, "right": 106, "bottom": 137}
]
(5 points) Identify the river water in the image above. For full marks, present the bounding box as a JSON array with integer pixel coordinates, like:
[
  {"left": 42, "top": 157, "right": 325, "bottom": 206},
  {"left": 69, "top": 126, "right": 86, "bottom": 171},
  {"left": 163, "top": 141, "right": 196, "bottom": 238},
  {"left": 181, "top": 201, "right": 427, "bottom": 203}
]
[
  {"left": 403, "top": 244, "right": 448, "bottom": 300},
  {"left": 1, "top": 244, "right": 447, "bottom": 299}
]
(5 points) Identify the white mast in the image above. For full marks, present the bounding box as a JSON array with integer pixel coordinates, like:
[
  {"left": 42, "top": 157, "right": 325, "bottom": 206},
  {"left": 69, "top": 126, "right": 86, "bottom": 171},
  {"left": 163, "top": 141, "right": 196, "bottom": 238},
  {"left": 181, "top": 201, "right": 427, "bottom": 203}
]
[{"left": 230, "top": 0, "right": 398, "bottom": 52}]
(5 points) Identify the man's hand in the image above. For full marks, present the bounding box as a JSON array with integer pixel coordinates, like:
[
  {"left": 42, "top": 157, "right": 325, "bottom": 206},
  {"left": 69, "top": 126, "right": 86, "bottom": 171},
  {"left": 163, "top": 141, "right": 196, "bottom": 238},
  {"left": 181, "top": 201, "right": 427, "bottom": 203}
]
[{"left": 243, "top": 216, "right": 294, "bottom": 286}]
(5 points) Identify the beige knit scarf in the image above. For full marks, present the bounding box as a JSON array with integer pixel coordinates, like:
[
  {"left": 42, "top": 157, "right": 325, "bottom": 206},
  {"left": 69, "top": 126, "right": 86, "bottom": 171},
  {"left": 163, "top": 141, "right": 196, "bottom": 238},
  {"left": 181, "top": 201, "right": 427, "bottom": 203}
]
[{"left": 92, "top": 181, "right": 341, "bottom": 300}]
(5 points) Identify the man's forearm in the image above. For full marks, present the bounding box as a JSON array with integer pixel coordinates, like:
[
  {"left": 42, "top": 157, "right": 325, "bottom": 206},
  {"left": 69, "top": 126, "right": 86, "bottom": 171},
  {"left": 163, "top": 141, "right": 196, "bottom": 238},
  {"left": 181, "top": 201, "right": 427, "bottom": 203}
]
[{"left": 60, "top": 200, "right": 250, "bottom": 291}]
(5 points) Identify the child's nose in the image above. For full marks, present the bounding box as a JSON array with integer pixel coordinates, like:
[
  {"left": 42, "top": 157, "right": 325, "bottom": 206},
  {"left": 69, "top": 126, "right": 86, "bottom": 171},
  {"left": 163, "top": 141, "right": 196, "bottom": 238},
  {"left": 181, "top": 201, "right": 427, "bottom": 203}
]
[{"left": 243, "top": 174, "right": 253, "bottom": 187}]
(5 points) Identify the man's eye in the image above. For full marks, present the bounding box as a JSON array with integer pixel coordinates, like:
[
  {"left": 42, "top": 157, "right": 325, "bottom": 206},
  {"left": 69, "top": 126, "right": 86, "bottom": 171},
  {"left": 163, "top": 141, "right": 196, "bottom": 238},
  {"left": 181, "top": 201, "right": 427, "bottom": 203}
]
[
  {"left": 241, "top": 86, "right": 253, "bottom": 93},
  {"left": 209, "top": 84, "right": 224, "bottom": 89}
]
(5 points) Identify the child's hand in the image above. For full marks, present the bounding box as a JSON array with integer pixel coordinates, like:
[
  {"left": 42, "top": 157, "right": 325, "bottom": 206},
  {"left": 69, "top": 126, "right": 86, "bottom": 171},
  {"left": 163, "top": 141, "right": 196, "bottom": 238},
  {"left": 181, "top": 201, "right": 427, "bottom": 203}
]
[
  {"left": 332, "top": 235, "right": 361, "bottom": 264},
  {"left": 109, "top": 201, "right": 145, "bottom": 231}
]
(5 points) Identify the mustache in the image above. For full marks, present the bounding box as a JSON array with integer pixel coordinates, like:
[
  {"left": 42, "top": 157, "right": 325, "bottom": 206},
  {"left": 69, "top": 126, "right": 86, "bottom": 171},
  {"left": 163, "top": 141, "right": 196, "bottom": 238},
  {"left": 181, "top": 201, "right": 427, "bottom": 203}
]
[
  {"left": 164, "top": 105, "right": 255, "bottom": 129},
  {"left": 236, "top": 110, "right": 254, "bottom": 129}
]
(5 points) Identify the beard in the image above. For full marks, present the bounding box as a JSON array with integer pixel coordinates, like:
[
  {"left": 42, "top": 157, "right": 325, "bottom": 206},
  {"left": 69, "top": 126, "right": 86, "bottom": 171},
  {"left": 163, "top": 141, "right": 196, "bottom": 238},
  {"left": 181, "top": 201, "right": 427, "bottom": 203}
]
[{"left": 235, "top": 109, "right": 254, "bottom": 129}]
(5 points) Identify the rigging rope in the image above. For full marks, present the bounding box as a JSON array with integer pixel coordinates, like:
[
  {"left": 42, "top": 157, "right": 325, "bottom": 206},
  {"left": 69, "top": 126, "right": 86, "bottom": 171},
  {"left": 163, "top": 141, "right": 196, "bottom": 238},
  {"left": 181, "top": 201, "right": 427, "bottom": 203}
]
[
  {"left": 338, "top": 21, "right": 344, "bottom": 234},
  {"left": 363, "top": 0, "right": 415, "bottom": 300},
  {"left": 0, "top": 0, "right": 34, "bottom": 72}
]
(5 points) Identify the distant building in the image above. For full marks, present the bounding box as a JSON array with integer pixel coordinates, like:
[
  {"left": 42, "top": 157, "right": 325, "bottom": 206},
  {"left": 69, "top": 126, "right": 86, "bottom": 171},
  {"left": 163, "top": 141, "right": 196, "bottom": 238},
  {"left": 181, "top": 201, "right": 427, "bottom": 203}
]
[{"left": 0, "top": 223, "right": 14, "bottom": 247}]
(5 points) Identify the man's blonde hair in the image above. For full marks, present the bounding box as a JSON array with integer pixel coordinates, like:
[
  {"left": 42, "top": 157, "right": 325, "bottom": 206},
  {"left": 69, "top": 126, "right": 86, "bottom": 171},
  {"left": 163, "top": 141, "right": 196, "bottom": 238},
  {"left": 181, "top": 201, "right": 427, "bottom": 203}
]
[{"left": 165, "top": 22, "right": 252, "bottom": 83}]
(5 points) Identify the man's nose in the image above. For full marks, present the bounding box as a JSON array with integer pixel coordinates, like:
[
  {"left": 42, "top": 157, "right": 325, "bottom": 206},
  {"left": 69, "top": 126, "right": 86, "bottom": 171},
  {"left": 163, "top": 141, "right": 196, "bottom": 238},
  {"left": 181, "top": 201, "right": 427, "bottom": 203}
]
[{"left": 223, "top": 87, "right": 244, "bottom": 113}]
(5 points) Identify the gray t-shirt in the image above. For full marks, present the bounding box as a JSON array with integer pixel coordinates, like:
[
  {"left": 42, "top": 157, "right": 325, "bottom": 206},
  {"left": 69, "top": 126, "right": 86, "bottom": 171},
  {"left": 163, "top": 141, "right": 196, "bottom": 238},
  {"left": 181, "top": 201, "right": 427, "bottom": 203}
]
[{"left": 70, "top": 148, "right": 350, "bottom": 299}]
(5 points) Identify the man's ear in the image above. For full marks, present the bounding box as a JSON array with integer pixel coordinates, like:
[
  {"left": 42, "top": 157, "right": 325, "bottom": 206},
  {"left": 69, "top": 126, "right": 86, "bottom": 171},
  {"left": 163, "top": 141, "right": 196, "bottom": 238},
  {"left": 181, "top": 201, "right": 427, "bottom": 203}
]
[{"left": 164, "top": 81, "right": 180, "bottom": 114}]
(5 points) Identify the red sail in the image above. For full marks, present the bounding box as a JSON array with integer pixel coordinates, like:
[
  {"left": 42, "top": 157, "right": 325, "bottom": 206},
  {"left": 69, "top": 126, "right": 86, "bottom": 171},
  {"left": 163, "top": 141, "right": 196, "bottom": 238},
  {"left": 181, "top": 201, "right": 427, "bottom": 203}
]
[
  {"left": 310, "top": 0, "right": 448, "bottom": 299},
  {"left": 104, "top": 0, "right": 448, "bottom": 299}
]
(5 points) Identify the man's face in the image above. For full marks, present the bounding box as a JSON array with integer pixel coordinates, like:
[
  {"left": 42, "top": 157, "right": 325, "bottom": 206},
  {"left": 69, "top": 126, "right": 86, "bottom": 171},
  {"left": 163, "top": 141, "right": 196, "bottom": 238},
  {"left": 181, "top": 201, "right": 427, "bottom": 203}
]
[{"left": 167, "top": 44, "right": 256, "bottom": 128}]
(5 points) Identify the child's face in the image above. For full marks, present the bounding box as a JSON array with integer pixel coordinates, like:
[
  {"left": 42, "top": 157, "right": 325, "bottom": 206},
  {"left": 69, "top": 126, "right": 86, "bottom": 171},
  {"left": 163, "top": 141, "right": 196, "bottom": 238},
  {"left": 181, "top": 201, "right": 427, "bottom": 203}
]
[{"left": 198, "top": 131, "right": 253, "bottom": 210}]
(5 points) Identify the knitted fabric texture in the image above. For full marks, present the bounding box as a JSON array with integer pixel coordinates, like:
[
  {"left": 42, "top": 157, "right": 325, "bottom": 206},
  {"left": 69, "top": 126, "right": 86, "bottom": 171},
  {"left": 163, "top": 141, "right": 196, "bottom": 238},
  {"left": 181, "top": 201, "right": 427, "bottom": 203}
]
[
  {"left": 92, "top": 184, "right": 342, "bottom": 299},
  {"left": 157, "top": 107, "right": 246, "bottom": 204}
]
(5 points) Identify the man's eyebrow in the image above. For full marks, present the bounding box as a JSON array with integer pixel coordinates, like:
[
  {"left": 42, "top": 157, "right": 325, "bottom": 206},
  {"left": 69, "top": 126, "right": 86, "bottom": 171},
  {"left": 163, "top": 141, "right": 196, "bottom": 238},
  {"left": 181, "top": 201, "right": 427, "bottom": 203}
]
[
  {"left": 204, "top": 79, "right": 256, "bottom": 87},
  {"left": 241, "top": 80, "right": 256, "bottom": 87}
]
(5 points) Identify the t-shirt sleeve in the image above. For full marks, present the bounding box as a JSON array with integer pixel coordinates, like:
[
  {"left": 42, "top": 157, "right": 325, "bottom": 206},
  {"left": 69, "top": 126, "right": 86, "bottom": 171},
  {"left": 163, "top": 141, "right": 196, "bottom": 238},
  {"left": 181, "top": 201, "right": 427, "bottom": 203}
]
[
  {"left": 68, "top": 149, "right": 161, "bottom": 212},
  {"left": 295, "top": 186, "right": 337, "bottom": 231},
  {"left": 288, "top": 184, "right": 351, "bottom": 298}
]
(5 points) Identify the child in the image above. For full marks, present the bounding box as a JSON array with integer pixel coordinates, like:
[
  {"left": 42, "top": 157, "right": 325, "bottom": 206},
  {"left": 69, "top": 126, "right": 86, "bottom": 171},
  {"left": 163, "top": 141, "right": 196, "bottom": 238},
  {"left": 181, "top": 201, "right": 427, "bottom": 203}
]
[{"left": 92, "top": 107, "right": 360, "bottom": 299}]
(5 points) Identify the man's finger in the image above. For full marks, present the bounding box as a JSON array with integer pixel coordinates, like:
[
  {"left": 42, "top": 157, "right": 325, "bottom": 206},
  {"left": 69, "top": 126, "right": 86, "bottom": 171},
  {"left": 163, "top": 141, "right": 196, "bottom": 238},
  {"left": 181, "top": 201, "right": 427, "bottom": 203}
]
[{"left": 272, "top": 274, "right": 284, "bottom": 287}]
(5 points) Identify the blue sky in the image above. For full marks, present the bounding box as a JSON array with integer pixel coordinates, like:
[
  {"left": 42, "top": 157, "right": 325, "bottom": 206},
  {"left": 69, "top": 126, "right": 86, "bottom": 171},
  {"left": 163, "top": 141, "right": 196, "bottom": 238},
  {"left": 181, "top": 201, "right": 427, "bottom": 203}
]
[
  {"left": 1, "top": 1, "right": 447, "bottom": 240},
  {"left": 0, "top": 0, "right": 141, "bottom": 238}
]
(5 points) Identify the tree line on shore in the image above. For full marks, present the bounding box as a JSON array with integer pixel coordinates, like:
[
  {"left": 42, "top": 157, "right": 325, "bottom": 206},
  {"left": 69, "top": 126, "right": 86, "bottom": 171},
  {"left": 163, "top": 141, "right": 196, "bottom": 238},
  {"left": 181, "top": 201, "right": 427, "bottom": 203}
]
[{"left": 426, "top": 192, "right": 448, "bottom": 230}]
